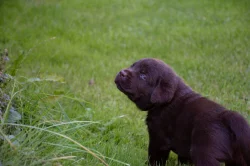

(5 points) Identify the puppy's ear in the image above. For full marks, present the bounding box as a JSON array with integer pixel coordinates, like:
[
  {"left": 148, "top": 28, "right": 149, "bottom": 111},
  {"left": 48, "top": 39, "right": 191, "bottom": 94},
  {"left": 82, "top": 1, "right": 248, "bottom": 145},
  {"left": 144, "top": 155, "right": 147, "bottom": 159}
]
[{"left": 150, "top": 74, "right": 178, "bottom": 104}]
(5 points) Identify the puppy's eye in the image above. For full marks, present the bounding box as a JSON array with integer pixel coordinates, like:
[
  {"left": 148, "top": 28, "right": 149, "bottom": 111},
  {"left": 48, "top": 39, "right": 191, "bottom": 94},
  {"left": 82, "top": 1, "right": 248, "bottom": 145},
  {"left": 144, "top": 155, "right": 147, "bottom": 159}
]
[{"left": 140, "top": 74, "right": 146, "bottom": 80}]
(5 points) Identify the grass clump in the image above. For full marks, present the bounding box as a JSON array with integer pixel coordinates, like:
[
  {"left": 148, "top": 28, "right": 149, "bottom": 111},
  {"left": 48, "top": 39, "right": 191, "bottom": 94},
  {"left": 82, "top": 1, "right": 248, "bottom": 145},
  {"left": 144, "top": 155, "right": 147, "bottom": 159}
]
[{"left": 0, "top": 49, "right": 119, "bottom": 165}]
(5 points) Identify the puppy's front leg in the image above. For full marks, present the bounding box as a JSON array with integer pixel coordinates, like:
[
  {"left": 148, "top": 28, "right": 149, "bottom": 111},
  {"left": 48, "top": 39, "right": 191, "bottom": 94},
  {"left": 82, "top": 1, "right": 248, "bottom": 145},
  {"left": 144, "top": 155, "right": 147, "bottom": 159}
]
[{"left": 148, "top": 138, "right": 170, "bottom": 166}]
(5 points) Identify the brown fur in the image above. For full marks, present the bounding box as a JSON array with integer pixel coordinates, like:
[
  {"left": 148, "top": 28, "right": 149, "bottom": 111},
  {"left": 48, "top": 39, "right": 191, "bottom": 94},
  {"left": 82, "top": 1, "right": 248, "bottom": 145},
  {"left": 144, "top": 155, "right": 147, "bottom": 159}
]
[{"left": 114, "top": 58, "right": 250, "bottom": 166}]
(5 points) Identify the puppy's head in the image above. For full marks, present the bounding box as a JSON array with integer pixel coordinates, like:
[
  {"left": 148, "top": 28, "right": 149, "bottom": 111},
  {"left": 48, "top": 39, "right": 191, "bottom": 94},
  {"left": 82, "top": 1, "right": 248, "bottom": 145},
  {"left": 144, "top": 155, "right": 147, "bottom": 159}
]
[{"left": 114, "top": 58, "right": 179, "bottom": 111}]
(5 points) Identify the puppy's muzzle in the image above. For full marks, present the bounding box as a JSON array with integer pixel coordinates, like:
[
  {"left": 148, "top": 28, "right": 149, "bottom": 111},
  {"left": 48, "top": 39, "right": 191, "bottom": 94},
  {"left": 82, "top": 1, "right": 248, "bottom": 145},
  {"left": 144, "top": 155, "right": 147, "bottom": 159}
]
[
  {"left": 115, "top": 69, "right": 130, "bottom": 83},
  {"left": 118, "top": 69, "right": 130, "bottom": 80}
]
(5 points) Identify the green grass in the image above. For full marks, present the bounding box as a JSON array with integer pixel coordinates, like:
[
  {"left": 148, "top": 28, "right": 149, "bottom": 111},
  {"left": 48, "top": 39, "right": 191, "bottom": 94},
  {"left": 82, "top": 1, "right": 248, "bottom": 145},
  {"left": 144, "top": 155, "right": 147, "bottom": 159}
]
[{"left": 0, "top": 0, "right": 250, "bottom": 165}]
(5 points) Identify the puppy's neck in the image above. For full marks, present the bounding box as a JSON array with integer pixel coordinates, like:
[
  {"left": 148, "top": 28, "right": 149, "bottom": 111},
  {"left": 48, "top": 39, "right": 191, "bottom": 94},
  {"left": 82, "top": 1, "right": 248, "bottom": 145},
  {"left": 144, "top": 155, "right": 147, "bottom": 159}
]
[
  {"left": 163, "top": 78, "right": 199, "bottom": 111},
  {"left": 148, "top": 78, "right": 200, "bottom": 113},
  {"left": 174, "top": 78, "right": 193, "bottom": 99}
]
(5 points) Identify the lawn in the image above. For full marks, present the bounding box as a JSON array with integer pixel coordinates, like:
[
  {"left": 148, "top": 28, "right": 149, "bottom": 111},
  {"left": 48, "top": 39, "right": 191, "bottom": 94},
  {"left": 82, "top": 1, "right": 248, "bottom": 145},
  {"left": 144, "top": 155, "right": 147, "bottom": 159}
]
[{"left": 0, "top": 0, "right": 249, "bottom": 165}]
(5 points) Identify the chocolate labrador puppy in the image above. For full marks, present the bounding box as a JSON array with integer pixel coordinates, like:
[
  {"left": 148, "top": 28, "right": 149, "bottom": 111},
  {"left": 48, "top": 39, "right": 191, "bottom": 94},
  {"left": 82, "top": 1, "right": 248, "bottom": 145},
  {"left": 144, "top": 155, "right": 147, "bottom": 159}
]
[{"left": 114, "top": 58, "right": 250, "bottom": 166}]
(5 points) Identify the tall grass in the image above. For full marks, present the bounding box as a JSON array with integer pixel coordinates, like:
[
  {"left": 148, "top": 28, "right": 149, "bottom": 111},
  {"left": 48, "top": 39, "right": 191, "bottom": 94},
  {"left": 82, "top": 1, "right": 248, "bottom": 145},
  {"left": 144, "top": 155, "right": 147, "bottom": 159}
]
[
  {"left": 0, "top": 48, "right": 130, "bottom": 165},
  {"left": 0, "top": 85, "right": 130, "bottom": 166},
  {"left": 0, "top": 51, "right": 118, "bottom": 166}
]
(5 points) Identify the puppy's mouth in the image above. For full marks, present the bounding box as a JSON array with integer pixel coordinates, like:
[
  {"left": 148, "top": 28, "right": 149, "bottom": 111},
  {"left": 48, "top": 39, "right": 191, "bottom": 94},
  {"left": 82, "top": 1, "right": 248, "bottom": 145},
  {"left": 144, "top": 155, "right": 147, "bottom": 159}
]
[
  {"left": 116, "top": 83, "right": 137, "bottom": 101},
  {"left": 116, "top": 83, "right": 132, "bottom": 95},
  {"left": 116, "top": 83, "right": 125, "bottom": 93}
]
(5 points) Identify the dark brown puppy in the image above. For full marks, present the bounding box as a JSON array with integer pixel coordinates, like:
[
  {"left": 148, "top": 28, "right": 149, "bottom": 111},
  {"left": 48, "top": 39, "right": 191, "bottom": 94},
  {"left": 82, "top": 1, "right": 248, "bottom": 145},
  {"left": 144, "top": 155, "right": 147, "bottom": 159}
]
[{"left": 114, "top": 58, "right": 250, "bottom": 166}]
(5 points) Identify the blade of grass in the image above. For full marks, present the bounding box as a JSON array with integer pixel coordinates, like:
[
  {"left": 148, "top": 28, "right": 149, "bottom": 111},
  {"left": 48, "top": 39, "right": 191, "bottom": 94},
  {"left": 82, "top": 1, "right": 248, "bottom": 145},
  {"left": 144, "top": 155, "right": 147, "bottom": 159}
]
[
  {"left": 45, "top": 142, "right": 131, "bottom": 166},
  {"left": 0, "top": 128, "right": 16, "bottom": 150},
  {"left": 1, "top": 80, "right": 16, "bottom": 125},
  {"left": 37, "top": 120, "right": 100, "bottom": 129},
  {"left": 30, "top": 155, "right": 77, "bottom": 166},
  {"left": 1, "top": 123, "right": 109, "bottom": 166},
  {"left": 40, "top": 93, "right": 91, "bottom": 104}
]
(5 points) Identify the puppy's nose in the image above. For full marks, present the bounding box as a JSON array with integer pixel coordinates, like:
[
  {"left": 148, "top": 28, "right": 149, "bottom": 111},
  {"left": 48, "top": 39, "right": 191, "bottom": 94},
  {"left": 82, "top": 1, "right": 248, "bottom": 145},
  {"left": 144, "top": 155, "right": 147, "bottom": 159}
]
[{"left": 119, "top": 70, "right": 127, "bottom": 78}]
